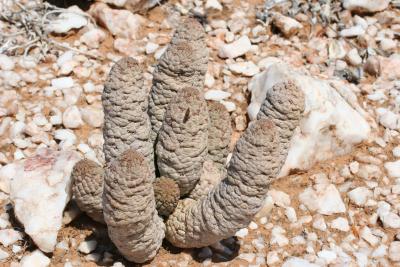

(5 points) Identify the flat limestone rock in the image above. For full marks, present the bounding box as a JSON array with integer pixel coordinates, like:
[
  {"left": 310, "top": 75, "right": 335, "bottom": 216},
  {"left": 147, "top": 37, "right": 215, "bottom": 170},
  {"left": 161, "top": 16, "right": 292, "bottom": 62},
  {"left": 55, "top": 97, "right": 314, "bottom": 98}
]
[{"left": 8, "top": 148, "right": 81, "bottom": 253}]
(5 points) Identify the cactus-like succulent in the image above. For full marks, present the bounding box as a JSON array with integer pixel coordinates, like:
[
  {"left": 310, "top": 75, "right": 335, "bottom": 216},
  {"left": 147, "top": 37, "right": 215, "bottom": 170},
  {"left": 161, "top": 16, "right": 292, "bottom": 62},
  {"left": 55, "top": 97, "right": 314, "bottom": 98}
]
[{"left": 71, "top": 18, "right": 305, "bottom": 263}]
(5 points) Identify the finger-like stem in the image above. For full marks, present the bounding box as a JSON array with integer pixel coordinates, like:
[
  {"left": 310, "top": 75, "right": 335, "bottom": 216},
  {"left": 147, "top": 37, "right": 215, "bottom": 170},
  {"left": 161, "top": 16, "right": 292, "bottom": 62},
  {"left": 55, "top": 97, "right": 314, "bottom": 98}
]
[
  {"left": 166, "top": 119, "right": 283, "bottom": 248},
  {"left": 148, "top": 18, "right": 208, "bottom": 142},
  {"left": 102, "top": 57, "right": 154, "bottom": 177},
  {"left": 103, "top": 149, "right": 164, "bottom": 263},
  {"left": 156, "top": 87, "right": 208, "bottom": 196}
]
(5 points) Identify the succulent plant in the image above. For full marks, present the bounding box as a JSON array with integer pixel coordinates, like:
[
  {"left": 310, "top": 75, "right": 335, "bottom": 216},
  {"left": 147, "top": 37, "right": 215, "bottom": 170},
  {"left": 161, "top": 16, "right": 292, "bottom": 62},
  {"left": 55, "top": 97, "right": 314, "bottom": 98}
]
[{"left": 71, "top": 18, "right": 305, "bottom": 263}]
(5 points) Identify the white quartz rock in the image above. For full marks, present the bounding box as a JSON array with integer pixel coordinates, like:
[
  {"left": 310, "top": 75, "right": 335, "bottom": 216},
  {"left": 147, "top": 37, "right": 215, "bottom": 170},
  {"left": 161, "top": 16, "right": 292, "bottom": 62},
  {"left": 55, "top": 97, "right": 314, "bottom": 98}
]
[
  {"left": 377, "top": 201, "right": 400, "bottom": 229},
  {"left": 204, "top": 90, "right": 231, "bottom": 101},
  {"left": 80, "top": 106, "right": 104, "bottom": 128},
  {"left": 330, "top": 217, "right": 350, "bottom": 232},
  {"left": 51, "top": 77, "right": 74, "bottom": 89},
  {"left": 299, "top": 184, "right": 346, "bottom": 215},
  {"left": 283, "top": 257, "right": 319, "bottom": 267},
  {"left": 46, "top": 10, "right": 87, "bottom": 34},
  {"left": 0, "top": 229, "right": 23, "bottom": 246},
  {"left": 20, "top": 250, "right": 50, "bottom": 267},
  {"left": 389, "top": 241, "right": 400, "bottom": 262},
  {"left": 80, "top": 28, "right": 106, "bottom": 49},
  {"left": 0, "top": 55, "right": 15, "bottom": 71},
  {"left": 90, "top": 3, "right": 144, "bottom": 39},
  {"left": 348, "top": 187, "right": 372, "bottom": 206},
  {"left": 384, "top": 160, "right": 400, "bottom": 178},
  {"left": 272, "top": 13, "right": 303, "bottom": 37},
  {"left": 218, "top": 35, "right": 251, "bottom": 59},
  {"left": 63, "top": 106, "right": 84, "bottom": 129},
  {"left": 228, "top": 61, "right": 260, "bottom": 76},
  {"left": 343, "top": 0, "right": 390, "bottom": 13},
  {"left": 248, "top": 63, "right": 371, "bottom": 176},
  {"left": 9, "top": 149, "right": 81, "bottom": 252}
]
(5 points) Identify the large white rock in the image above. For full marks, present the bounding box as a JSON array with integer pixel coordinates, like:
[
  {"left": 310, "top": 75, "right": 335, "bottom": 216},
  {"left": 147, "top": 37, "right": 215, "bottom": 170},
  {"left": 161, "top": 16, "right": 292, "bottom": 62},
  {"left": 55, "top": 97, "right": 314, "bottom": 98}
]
[
  {"left": 4, "top": 149, "right": 81, "bottom": 252},
  {"left": 343, "top": 0, "right": 390, "bottom": 13},
  {"left": 248, "top": 62, "right": 371, "bottom": 176}
]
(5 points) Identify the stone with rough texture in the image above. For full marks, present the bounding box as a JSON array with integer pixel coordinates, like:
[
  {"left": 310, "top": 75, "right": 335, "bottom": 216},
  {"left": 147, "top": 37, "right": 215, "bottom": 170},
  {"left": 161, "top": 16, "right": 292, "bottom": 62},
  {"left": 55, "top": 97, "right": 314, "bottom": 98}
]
[
  {"left": 90, "top": 3, "right": 144, "bottom": 39},
  {"left": 389, "top": 242, "right": 400, "bottom": 262},
  {"left": 80, "top": 28, "right": 106, "bottom": 49},
  {"left": 248, "top": 62, "right": 371, "bottom": 176},
  {"left": 343, "top": 0, "right": 390, "bottom": 13},
  {"left": 218, "top": 36, "right": 252, "bottom": 59},
  {"left": 20, "top": 250, "right": 50, "bottom": 267},
  {"left": 46, "top": 8, "right": 87, "bottom": 34},
  {"left": 299, "top": 184, "right": 346, "bottom": 215},
  {"left": 272, "top": 13, "right": 303, "bottom": 37},
  {"left": 8, "top": 149, "right": 81, "bottom": 252}
]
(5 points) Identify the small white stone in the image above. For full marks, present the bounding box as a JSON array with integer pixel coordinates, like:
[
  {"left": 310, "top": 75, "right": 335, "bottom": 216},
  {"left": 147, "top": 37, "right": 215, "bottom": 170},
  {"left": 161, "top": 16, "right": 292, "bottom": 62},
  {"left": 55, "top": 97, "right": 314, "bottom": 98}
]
[
  {"left": 270, "top": 226, "right": 289, "bottom": 247},
  {"left": 384, "top": 160, "right": 400, "bottom": 178},
  {"left": 380, "top": 38, "right": 397, "bottom": 52},
  {"left": 312, "top": 216, "right": 327, "bottom": 231},
  {"left": 46, "top": 12, "right": 87, "bottom": 34},
  {"left": 343, "top": 0, "right": 390, "bottom": 13},
  {"left": 57, "top": 51, "right": 75, "bottom": 67},
  {"left": 54, "top": 129, "right": 77, "bottom": 147},
  {"left": 393, "top": 146, "right": 400, "bottom": 158},
  {"left": 80, "top": 28, "right": 106, "bottom": 49},
  {"left": 299, "top": 184, "right": 346, "bottom": 215},
  {"left": 317, "top": 250, "right": 337, "bottom": 264},
  {"left": 51, "top": 77, "right": 74, "bottom": 89},
  {"left": 340, "top": 25, "right": 365, "bottom": 37},
  {"left": 220, "top": 101, "right": 236, "bottom": 112},
  {"left": 389, "top": 241, "right": 400, "bottom": 261},
  {"left": 228, "top": 61, "right": 260, "bottom": 76},
  {"left": 272, "top": 13, "right": 303, "bottom": 37},
  {"left": 63, "top": 106, "right": 84, "bottom": 129},
  {"left": 346, "top": 48, "right": 362, "bottom": 66},
  {"left": 268, "top": 189, "right": 291, "bottom": 207},
  {"left": 330, "top": 217, "right": 350, "bottom": 232},
  {"left": 20, "top": 250, "right": 50, "bottom": 267},
  {"left": 248, "top": 221, "right": 258, "bottom": 230},
  {"left": 204, "top": 73, "right": 215, "bottom": 88},
  {"left": 360, "top": 226, "right": 380, "bottom": 246},
  {"left": 205, "top": 0, "right": 223, "bottom": 11},
  {"left": 267, "top": 251, "right": 280, "bottom": 265},
  {"left": 282, "top": 257, "right": 319, "bottom": 267},
  {"left": 78, "top": 240, "right": 97, "bottom": 254},
  {"left": 56, "top": 240, "right": 69, "bottom": 251},
  {"left": 0, "top": 55, "right": 15, "bottom": 71},
  {"left": 377, "top": 108, "right": 398, "bottom": 129},
  {"left": 349, "top": 161, "right": 359, "bottom": 174},
  {"left": 0, "top": 248, "right": 9, "bottom": 261},
  {"left": 204, "top": 90, "right": 231, "bottom": 101},
  {"left": 372, "top": 244, "right": 387, "bottom": 258},
  {"left": 80, "top": 107, "right": 104, "bottom": 128},
  {"left": 285, "top": 207, "right": 297, "bottom": 223},
  {"left": 0, "top": 229, "right": 22, "bottom": 246},
  {"left": 235, "top": 228, "right": 248, "bottom": 238},
  {"left": 348, "top": 187, "right": 372, "bottom": 206},
  {"left": 145, "top": 42, "right": 159, "bottom": 54},
  {"left": 218, "top": 36, "right": 251, "bottom": 59}
]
